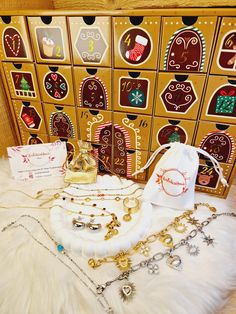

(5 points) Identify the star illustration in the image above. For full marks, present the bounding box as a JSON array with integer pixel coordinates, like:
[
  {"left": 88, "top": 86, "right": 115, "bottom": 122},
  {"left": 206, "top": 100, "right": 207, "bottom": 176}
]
[{"left": 203, "top": 235, "right": 215, "bottom": 246}]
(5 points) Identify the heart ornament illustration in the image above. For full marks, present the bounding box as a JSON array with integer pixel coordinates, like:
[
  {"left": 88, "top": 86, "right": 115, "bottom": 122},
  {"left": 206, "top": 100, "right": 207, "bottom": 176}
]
[
  {"left": 46, "top": 82, "right": 52, "bottom": 89},
  {"left": 60, "top": 82, "right": 66, "bottom": 90},
  {"left": 51, "top": 73, "right": 58, "bottom": 81},
  {"left": 54, "top": 91, "right": 61, "bottom": 98},
  {"left": 5, "top": 34, "right": 21, "bottom": 56}
]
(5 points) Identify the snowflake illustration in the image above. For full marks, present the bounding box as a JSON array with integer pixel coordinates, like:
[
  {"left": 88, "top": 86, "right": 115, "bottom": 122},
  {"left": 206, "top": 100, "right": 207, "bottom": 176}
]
[{"left": 128, "top": 88, "right": 145, "bottom": 106}]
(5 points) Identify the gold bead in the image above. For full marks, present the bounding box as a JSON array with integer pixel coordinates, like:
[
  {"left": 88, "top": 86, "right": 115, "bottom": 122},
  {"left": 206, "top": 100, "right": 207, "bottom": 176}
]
[
  {"left": 123, "top": 214, "right": 132, "bottom": 222},
  {"left": 85, "top": 197, "right": 91, "bottom": 202}
]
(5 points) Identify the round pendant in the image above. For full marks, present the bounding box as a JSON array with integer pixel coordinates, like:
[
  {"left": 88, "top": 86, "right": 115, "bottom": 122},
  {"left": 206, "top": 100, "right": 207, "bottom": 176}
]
[
  {"left": 119, "top": 282, "right": 136, "bottom": 302},
  {"left": 174, "top": 222, "right": 187, "bottom": 233},
  {"left": 123, "top": 213, "right": 132, "bottom": 222},
  {"left": 187, "top": 244, "right": 200, "bottom": 256},
  {"left": 115, "top": 253, "right": 132, "bottom": 271}
]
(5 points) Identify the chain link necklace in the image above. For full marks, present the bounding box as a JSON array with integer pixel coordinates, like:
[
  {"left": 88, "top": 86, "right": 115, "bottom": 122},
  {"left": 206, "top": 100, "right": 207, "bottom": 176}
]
[
  {"left": 1, "top": 215, "right": 113, "bottom": 314},
  {"left": 96, "top": 212, "right": 236, "bottom": 302}
]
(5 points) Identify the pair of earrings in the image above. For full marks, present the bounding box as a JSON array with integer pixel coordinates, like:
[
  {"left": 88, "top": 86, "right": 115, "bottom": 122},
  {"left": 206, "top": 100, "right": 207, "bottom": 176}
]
[{"left": 72, "top": 218, "right": 102, "bottom": 231}]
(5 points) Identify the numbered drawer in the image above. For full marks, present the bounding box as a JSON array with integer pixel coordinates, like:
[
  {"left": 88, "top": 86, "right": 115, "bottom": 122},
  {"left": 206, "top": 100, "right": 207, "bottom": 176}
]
[
  {"left": 113, "top": 112, "right": 152, "bottom": 151},
  {"left": 201, "top": 75, "right": 236, "bottom": 124},
  {"left": 113, "top": 147, "right": 148, "bottom": 181},
  {"left": 195, "top": 159, "right": 232, "bottom": 196},
  {"left": 43, "top": 103, "right": 78, "bottom": 139},
  {"left": 3, "top": 62, "right": 40, "bottom": 101},
  {"left": 21, "top": 131, "right": 48, "bottom": 145},
  {"left": 194, "top": 121, "right": 236, "bottom": 164},
  {"left": 92, "top": 143, "right": 113, "bottom": 174},
  {"left": 160, "top": 16, "right": 217, "bottom": 73},
  {"left": 68, "top": 16, "right": 111, "bottom": 67},
  {"left": 74, "top": 67, "right": 112, "bottom": 110},
  {"left": 12, "top": 100, "right": 47, "bottom": 134},
  {"left": 151, "top": 117, "right": 196, "bottom": 151},
  {"left": 0, "top": 16, "right": 33, "bottom": 62},
  {"left": 211, "top": 18, "right": 236, "bottom": 76},
  {"left": 113, "top": 16, "right": 161, "bottom": 70},
  {"left": 113, "top": 69, "right": 156, "bottom": 115},
  {"left": 36, "top": 64, "right": 74, "bottom": 105},
  {"left": 77, "top": 108, "right": 112, "bottom": 143},
  {"left": 28, "top": 16, "right": 70, "bottom": 64},
  {"left": 49, "top": 136, "right": 79, "bottom": 162},
  {"left": 155, "top": 72, "right": 206, "bottom": 119}
]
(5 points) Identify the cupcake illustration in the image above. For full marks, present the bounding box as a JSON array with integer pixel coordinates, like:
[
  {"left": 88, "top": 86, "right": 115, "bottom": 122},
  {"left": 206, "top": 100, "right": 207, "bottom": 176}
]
[{"left": 42, "top": 33, "right": 55, "bottom": 57}]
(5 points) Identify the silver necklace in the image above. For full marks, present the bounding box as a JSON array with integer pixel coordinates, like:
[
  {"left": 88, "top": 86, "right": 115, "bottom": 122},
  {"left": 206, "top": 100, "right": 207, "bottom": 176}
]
[
  {"left": 2, "top": 215, "right": 113, "bottom": 314},
  {"left": 96, "top": 212, "right": 236, "bottom": 302}
]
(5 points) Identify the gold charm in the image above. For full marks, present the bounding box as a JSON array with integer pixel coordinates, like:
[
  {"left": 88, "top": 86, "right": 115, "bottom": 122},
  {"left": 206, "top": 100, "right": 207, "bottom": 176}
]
[
  {"left": 139, "top": 244, "right": 150, "bottom": 256},
  {"left": 119, "top": 282, "right": 136, "bottom": 302},
  {"left": 166, "top": 255, "right": 182, "bottom": 271},
  {"left": 209, "top": 206, "right": 217, "bottom": 212},
  {"left": 187, "top": 217, "right": 199, "bottom": 225},
  {"left": 159, "top": 234, "right": 173, "bottom": 247},
  {"left": 174, "top": 222, "right": 187, "bottom": 233},
  {"left": 115, "top": 252, "right": 132, "bottom": 271},
  {"left": 123, "top": 213, "right": 132, "bottom": 222},
  {"left": 88, "top": 258, "right": 102, "bottom": 268}
]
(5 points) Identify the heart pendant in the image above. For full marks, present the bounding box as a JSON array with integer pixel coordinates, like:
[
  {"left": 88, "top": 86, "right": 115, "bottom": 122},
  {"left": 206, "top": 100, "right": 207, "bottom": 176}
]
[
  {"left": 115, "top": 253, "right": 132, "bottom": 271},
  {"left": 119, "top": 282, "right": 136, "bottom": 302},
  {"left": 166, "top": 255, "right": 182, "bottom": 271}
]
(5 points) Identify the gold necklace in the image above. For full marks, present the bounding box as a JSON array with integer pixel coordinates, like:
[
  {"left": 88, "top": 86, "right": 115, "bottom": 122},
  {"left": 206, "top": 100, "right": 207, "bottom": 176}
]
[
  {"left": 69, "top": 182, "right": 137, "bottom": 192},
  {"left": 88, "top": 203, "right": 217, "bottom": 271}
]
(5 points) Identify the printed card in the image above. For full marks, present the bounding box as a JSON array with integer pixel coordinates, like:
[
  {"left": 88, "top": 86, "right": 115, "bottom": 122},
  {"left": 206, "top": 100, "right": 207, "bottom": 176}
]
[{"left": 7, "top": 142, "right": 67, "bottom": 180}]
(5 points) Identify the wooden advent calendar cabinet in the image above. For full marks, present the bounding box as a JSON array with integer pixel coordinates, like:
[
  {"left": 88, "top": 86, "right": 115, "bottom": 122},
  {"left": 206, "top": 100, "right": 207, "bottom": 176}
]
[{"left": 0, "top": 9, "right": 236, "bottom": 198}]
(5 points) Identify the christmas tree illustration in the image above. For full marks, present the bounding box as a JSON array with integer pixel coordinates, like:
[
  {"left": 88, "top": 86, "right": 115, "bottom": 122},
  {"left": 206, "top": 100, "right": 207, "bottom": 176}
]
[
  {"left": 20, "top": 76, "right": 30, "bottom": 91},
  {"left": 168, "top": 131, "right": 180, "bottom": 143}
]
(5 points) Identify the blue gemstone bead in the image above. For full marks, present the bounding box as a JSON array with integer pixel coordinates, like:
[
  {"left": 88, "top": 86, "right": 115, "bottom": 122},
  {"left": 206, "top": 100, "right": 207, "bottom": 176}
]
[{"left": 57, "top": 244, "right": 64, "bottom": 252}]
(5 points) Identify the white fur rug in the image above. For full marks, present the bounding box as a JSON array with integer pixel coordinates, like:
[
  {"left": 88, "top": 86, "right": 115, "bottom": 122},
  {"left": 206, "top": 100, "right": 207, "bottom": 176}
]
[{"left": 0, "top": 158, "right": 236, "bottom": 314}]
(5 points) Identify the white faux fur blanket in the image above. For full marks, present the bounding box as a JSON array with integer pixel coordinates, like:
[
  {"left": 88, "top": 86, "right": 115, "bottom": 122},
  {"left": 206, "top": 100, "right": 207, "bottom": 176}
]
[{"left": 0, "top": 158, "right": 235, "bottom": 314}]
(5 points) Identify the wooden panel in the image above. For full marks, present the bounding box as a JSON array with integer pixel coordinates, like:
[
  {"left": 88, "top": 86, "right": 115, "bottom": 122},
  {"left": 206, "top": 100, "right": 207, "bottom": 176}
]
[
  {"left": 53, "top": 0, "right": 236, "bottom": 10},
  {"left": 1, "top": 0, "right": 53, "bottom": 10},
  {"left": 0, "top": 73, "right": 17, "bottom": 156}
]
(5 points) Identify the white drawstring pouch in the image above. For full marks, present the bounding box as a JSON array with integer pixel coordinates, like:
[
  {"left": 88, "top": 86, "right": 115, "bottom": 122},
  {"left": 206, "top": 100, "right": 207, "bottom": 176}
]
[{"left": 133, "top": 142, "right": 228, "bottom": 210}]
